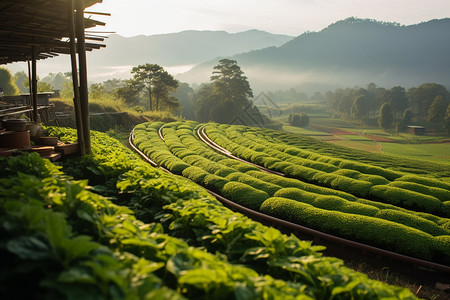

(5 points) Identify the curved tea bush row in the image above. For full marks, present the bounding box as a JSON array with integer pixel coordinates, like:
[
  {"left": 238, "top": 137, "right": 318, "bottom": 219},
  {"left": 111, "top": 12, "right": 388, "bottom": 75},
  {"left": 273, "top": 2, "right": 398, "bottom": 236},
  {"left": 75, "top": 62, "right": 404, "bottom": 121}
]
[
  {"left": 274, "top": 188, "right": 449, "bottom": 237},
  {"left": 41, "top": 126, "right": 421, "bottom": 299},
  {"left": 156, "top": 122, "right": 449, "bottom": 230},
  {"left": 240, "top": 124, "right": 450, "bottom": 176},
  {"left": 132, "top": 121, "right": 450, "bottom": 262},
  {"left": 260, "top": 197, "right": 450, "bottom": 265},
  {"left": 205, "top": 123, "right": 450, "bottom": 216}
]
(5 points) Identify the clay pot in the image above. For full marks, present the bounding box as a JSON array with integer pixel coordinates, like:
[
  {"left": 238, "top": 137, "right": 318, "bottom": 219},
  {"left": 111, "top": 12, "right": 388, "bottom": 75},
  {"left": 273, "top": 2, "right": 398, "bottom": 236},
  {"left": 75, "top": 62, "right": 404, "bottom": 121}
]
[
  {"left": 26, "top": 122, "right": 42, "bottom": 138},
  {"left": 0, "top": 130, "right": 30, "bottom": 149},
  {"left": 2, "top": 119, "right": 27, "bottom": 131}
]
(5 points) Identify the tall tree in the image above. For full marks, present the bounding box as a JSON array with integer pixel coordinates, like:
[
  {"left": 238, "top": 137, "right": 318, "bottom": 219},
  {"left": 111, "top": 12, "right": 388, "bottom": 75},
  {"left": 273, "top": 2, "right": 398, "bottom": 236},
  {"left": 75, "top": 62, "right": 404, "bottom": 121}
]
[
  {"left": 206, "top": 59, "right": 256, "bottom": 124},
  {"left": 384, "top": 86, "right": 408, "bottom": 120},
  {"left": 196, "top": 60, "right": 272, "bottom": 127},
  {"left": 0, "top": 67, "right": 19, "bottom": 96},
  {"left": 398, "top": 108, "right": 413, "bottom": 132},
  {"left": 379, "top": 102, "right": 394, "bottom": 131},
  {"left": 14, "top": 71, "right": 29, "bottom": 93},
  {"left": 351, "top": 94, "right": 370, "bottom": 121},
  {"left": 444, "top": 104, "right": 450, "bottom": 136},
  {"left": 408, "top": 83, "right": 449, "bottom": 120},
  {"left": 211, "top": 59, "right": 253, "bottom": 104},
  {"left": 130, "top": 64, "right": 178, "bottom": 111},
  {"left": 427, "top": 95, "right": 448, "bottom": 130}
]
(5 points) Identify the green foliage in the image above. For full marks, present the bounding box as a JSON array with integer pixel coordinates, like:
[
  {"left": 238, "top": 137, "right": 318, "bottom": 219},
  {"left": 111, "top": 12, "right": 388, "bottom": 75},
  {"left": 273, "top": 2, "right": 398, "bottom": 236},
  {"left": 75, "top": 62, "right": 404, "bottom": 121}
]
[
  {"left": 369, "top": 185, "right": 444, "bottom": 216},
  {"left": 43, "top": 124, "right": 420, "bottom": 299},
  {"left": 395, "top": 174, "right": 450, "bottom": 190},
  {"left": 288, "top": 112, "right": 310, "bottom": 127},
  {"left": 375, "top": 209, "right": 450, "bottom": 236},
  {"left": 0, "top": 67, "right": 19, "bottom": 95},
  {"left": 129, "top": 63, "right": 179, "bottom": 111},
  {"left": 260, "top": 198, "right": 445, "bottom": 264},
  {"left": 389, "top": 181, "right": 450, "bottom": 202},
  {"left": 274, "top": 188, "right": 380, "bottom": 217},
  {"left": 378, "top": 102, "right": 394, "bottom": 131},
  {"left": 225, "top": 172, "right": 281, "bottom": 196},
  {"left": 221, "top": 182, "right": 269, "bottom": 210}
]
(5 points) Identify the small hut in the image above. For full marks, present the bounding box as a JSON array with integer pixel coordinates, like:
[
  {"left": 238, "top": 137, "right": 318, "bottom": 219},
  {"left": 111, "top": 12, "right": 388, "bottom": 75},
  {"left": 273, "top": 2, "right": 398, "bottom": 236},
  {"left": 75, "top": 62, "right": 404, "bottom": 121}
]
[{"left": 407, "top": 125, "right": 426, "bottom": 135}]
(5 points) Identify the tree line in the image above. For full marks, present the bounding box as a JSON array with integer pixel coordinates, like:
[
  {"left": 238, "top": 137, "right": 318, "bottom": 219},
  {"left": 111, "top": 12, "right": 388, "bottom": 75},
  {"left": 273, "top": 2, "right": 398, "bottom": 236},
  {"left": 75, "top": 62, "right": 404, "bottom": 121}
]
[
  {"left": 1, "top": 60, "right": 279, "bottom": 129},
  {"left": 323, "top": 83, "right": 450, "bottom": 134}
]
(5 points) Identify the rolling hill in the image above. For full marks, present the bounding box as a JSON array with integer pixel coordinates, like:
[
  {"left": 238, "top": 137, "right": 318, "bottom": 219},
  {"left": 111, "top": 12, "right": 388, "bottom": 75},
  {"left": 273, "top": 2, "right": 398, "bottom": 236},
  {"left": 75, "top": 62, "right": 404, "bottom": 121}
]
[{"left": 177, "top": 18, "right": 450, "bottom": 94}]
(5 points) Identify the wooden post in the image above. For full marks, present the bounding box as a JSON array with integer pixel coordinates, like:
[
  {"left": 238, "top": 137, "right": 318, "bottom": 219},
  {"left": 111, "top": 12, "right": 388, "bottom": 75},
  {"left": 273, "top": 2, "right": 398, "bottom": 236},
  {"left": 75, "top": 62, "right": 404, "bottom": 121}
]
[
  {"left": 31, "top": 47, "right": 38, "bottom": 123},
  {"left": 68, "top": 0, "right": 86, "bottom": 156},
  {"left": 27, "top": 59, "right": 32, "bottom": 106},
  {"left": 75, "top": 0, "right": 91, "bottom": 154}
]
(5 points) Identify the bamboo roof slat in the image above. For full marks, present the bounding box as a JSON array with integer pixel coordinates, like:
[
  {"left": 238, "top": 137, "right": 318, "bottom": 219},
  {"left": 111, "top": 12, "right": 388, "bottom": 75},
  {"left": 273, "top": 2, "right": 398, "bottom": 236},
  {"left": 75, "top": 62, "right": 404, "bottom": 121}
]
[{"left": 0, "top": 0, "right": 106, "bottom": 65}]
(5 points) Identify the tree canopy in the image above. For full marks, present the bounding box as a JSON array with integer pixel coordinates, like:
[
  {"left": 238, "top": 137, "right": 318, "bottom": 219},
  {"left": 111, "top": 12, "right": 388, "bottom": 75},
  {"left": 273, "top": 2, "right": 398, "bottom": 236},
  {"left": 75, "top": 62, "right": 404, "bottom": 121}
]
[
  {"left": 129, "top": 64, "right": 179, "bottom": 111},
  {"left": 0, "top": 67, "right": 19, "bottom": 96}
]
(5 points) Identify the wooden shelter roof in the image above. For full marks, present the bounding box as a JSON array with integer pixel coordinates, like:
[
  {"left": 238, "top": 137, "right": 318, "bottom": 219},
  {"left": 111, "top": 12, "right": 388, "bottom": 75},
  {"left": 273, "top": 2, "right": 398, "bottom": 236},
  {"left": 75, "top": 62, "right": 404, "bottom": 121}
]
[{"left": 0, "top": 0, "right": 106, "bottom": 65}]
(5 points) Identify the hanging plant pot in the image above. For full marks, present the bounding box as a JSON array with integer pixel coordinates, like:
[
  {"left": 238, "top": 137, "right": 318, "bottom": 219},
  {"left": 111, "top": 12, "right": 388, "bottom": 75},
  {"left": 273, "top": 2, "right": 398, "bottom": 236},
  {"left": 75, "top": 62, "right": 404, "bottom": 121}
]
[{"left": 0, "top": 130, "right": 30, "bottom": 149}]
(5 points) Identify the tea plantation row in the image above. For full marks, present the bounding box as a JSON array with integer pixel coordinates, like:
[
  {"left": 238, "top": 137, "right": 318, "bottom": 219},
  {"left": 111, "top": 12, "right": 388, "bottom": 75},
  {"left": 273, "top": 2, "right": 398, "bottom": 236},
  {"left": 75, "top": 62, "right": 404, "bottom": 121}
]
[
  {"left": 132, "top": 121, "right": 450, "bottom": 265},
  {"left": 205, "top": 124, "right": 450, "bottom": 216},
  {"left": 0, "top": 126, "right": 418, "bottom": 299}
]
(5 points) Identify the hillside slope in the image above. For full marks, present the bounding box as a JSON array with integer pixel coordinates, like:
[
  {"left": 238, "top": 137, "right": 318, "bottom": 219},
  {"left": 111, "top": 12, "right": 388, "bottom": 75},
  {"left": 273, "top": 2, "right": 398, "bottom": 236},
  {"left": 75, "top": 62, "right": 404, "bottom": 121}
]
[{"left": 178, "top": 18, "right": 450, "bottom": 93}]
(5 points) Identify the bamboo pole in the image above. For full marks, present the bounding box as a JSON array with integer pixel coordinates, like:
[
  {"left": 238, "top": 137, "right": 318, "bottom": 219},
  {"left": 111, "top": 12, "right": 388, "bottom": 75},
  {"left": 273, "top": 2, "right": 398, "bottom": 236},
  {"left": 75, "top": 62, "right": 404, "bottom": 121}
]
[
  {"left": 75, "top": 0, "right": 91, "bottom": 154},
  {"left": 68, "top": 0, "right": 86, "bottom": 156}
]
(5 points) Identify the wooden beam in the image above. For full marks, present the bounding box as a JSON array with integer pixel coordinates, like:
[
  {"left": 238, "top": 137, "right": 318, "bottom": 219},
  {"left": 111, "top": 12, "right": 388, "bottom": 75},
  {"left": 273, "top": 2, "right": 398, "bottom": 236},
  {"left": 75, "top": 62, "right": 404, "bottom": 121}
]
[
  {"left": 68, "top": 0, "right": 85, "bottom": 156},
  {"left": 31, "top": 47, "right": 38, "bottom": 123},
  {"left": 75, "top": 0, "right": 91, "bottom": 155}
]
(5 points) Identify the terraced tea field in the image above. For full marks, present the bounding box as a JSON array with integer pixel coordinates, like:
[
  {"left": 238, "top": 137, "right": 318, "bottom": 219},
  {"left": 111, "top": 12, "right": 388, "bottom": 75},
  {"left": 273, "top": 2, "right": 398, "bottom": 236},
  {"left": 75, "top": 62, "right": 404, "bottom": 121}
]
[{"left": 132, "top": 121, "right": 450, "bottom": 269}]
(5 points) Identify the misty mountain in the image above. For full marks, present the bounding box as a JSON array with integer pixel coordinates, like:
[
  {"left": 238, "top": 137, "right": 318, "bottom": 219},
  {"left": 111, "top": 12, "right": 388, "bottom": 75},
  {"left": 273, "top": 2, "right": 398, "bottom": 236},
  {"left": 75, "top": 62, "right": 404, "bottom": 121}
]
[
  {"left": 177, "top": 18, "right": 450, "bottom": 94},
  {"left": 6, "top": 30, "right": 293, "bottom": 82}
]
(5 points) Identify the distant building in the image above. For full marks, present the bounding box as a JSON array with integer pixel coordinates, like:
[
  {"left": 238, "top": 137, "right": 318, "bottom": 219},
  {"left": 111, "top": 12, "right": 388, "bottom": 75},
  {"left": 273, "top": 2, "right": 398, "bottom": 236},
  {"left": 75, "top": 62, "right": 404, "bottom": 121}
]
[{"left": 407, "top": 125, "right": 425, "bottom": 135}]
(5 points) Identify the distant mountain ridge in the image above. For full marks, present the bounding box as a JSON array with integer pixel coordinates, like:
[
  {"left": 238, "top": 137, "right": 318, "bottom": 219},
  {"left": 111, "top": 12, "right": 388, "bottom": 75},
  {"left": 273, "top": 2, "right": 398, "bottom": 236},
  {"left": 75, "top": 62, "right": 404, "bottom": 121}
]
[
  {"left": 178, "top": 18, "right": 450, "bottom": 94},
  {"left": 7, "top": 30, "right": 294, "bottom": 82}
]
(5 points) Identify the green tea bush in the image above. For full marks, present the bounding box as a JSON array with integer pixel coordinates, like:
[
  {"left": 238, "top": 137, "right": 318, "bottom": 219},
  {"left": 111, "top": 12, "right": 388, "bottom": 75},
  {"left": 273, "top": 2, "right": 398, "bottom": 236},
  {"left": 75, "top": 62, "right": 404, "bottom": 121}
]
[
  {"left": 274, "top": 188, "right": 379, "bottom": 217},
  {"left": 225, "top": 173, "right": 281, "bottom": 196},
  {"left": 389, "top": 181, "right": 450, "bottom": 202},
  {"left": 333, "top": 169, "right": 390, "bottom": 185},
  {"left": 375, "top": 209, "right": 450, "bottom": 236},
  {"left": 221, "top": 182, "right": 269, "bottom": 210},
  {"left": 203, "top": 174, "right": 229, "bottom": 192},
  {"left": 182, "top": 166, "right": 210, "bottom": 184},
  {"left": 246, "top": 170, "right": 357, "bottom": 201},
  {"left": 443, "top": 201, "right": 450, "bottom": 217},
  {"left": 369, "top": 185, "right": 444, "bottom": 215},
  {"left": 395, "top": 175, "right": 450, "bottom": 190},
  {"left": 283, "top": 165, "right": 321, "bottom": 182},
  {"left": 219, "top": 158, "right": 260, "bottom": 172},
  {"left": 312, "top": 172, "right": 373, "bottom": 197},
  {"left": 260, "top": 197, "right": 440, "bottom": 262}
]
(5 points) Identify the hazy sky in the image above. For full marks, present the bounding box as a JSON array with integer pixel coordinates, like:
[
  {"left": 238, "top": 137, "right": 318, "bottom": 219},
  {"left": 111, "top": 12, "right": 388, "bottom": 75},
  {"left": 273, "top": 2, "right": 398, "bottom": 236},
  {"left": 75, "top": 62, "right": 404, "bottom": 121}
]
[{"left": 89, "top": 0, "right": 450, "bottom": 37}]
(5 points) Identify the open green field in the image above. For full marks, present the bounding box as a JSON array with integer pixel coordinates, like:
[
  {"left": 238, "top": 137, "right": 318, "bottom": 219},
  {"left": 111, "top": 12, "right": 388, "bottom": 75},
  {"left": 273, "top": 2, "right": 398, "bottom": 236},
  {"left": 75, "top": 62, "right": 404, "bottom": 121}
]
[{"left": 281, "top": 115, "right": 450, "bottom": 166}]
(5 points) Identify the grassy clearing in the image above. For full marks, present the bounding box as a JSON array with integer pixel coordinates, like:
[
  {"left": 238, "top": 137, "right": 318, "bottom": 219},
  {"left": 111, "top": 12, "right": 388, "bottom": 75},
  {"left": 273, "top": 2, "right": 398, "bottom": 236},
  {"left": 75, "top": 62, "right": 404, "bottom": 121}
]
[{"left": 378, "top": 142, "right": 450, "bottom": 165}]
